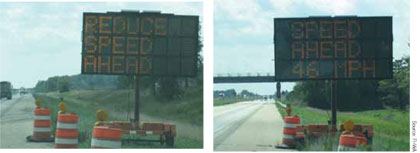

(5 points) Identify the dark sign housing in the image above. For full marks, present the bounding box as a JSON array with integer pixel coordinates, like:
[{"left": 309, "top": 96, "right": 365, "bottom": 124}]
[
  {"left": 82, "top": 11, "right": 199, "bottom": 76},
  {"left": 274, "top": 16, "right": 393, "bottom": 81}
]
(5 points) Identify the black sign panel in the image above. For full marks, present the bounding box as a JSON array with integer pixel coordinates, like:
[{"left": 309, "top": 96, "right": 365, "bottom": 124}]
[
  {"left": 274, "top": 16, "right": 393, "bottom": 81},
  {"left": 82, "top": 11, "right": 199, "bottom": 76}
]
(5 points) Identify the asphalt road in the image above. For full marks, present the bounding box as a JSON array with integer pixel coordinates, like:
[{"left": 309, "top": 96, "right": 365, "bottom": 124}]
[
  {"left": 214, "top": 100, "right": 293, "bottom": 151},
  {"left": 0, "top": 94, "right": 53, "bottom": 148}
]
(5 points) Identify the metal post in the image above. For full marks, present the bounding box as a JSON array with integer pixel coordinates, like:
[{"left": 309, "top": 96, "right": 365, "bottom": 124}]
[
  {"left": 134, "top": 75, "right": 140, "bottom": 122},
  {"left": 330, "top": 80, "right": 337, "bottom": 131}
]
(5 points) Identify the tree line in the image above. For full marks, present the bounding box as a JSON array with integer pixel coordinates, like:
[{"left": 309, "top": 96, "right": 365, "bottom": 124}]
[
  {"left": 34, "top": 71, "right": 202, "bottom": 101},
  {"left": 213, "top": 89, "right": 262, "bottom": 99}
]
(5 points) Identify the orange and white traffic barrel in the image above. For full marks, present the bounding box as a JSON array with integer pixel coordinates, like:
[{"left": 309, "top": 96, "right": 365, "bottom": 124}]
[
  {"left": 32, "top": 107, "right": 52, "bottom": 141},
  {"left": 276, "top": 115, "right": 300, "bottom": 148},
  {"left": 338, "top": 132, "right": 367, "bottom": 151},
  {"left": 91, "top": 126, "right": 122, "bottom": 148},
  {"left": 54, "top": 113, "right": 79, "bottom": 148}
]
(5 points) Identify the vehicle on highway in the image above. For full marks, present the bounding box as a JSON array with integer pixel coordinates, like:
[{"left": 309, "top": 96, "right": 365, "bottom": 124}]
[
  {"left": 19, "top": 87, "right": 27, "bottom": 95},
  {"left": 0, "top": 81, "right": 13, "bottom": 100}
]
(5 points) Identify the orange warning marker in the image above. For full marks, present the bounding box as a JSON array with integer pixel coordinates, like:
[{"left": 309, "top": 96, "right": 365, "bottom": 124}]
[
  {"left": 338, "top": 120, "right": 368, "bottom": 151},
  {"left": 54, "top": 112, "right": 79, "bottom": 148},
  {"left": 26, "top": 100, "right": 54, "bottom": 142},
  {"left": 276, "top": 115, "right": 301, "bottom": 148},
  {"left": 276, "top": 105, "right": 301, "bottom": 149},
  {"left": 91, "top": 126, "right": 122, "bottom": 148}
]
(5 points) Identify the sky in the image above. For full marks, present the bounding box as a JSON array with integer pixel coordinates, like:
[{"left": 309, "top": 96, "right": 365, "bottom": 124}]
[
  {"left": 213, "top": 0, "right": 410, "bottom": 95},
  {"left": 0, "top": 2, "right": 202, "bottom": 89}
]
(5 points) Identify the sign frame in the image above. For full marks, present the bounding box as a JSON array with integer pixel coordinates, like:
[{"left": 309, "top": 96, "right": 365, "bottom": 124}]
[
  {"left": 274, "top": 16, "right": 393, "bottom": 81},
  {"left": 81, "top": 11, "right": 199, "bottom": 77}
]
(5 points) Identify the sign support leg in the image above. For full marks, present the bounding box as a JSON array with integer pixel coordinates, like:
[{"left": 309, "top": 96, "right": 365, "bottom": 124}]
[
  {"left": 134, "top": 75, "right": 140, "bottom": 123},
  {"left": 330, "top": 80, "right": 337, "bottom": 132},
  {"left": 276, "top": 82, "right": 281, "bottom": 100}
]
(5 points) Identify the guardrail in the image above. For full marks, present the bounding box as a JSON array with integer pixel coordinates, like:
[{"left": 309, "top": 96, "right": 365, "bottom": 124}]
[{"left": 277, "top": 101, "right": 287, "bottom": 108}]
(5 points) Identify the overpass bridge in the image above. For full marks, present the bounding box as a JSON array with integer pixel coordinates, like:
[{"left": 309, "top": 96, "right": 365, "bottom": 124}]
[
  {"left": 213, "top": 73, "right": 282, "bottom": 99},
  {"left": 213, "top": 73, "right": 276, "bottom": 83}
]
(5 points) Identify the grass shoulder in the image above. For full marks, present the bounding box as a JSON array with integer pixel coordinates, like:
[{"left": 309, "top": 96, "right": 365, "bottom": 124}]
[{"left": 275, "top": 100, "right": 409, "bottom": 151}]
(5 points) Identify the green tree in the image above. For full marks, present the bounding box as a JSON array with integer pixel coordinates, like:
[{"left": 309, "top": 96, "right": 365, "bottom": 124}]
[
  {"left": 58, "top": 76, "right": 71, "bottom": 93},
  {"left": 378, "top": 56, "right": 410, "bottom": 110},
  {"left": 158, "top": 77, "right": 183, "bottom": 100},
  {"left": 117, "top": 75, "right": 135, "bottom": 89},
  {"left": 34, "top": 80, "right": 47, "bottom": 92}
]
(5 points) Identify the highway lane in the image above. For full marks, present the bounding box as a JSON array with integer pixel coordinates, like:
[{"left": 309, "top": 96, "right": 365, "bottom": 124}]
[
  {"left": 0, "top": 94, "right": 21, "bottom": 117},
  {"left": 214, "top": 99, "right": 293, "bottom": 151},
  {"left": 0, "top": 94, "right": 52, "bottom": 148},
  {"left": 214, "top": 100, "right": 264, "bottom": 143}
]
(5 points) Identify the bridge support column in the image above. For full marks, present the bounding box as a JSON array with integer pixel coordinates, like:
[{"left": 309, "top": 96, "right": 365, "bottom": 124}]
[{"left": 276, "top": 82, "right": 281, "bottom": 100}]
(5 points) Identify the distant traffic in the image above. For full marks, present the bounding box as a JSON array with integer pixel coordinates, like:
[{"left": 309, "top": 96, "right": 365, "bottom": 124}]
[{"left": 0, "top": 81, "right": 32, "bottom": 100}]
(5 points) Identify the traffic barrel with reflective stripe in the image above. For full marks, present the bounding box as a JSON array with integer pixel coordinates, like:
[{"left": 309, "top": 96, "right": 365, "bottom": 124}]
[
  {"left": 277, "top": 115, "right": 300, "bottom": 148},
  {"left": 91, "top": 126, "right": 122, "bottom": 148},
  {"left": 338, "top": 132, "right": 367, "bottom": 151},
  {"left": 32, "top": 107, "right": 52, "bottom": 140},
  {"left": 54, "top": 113, "right": 79, "bottom": 148}
]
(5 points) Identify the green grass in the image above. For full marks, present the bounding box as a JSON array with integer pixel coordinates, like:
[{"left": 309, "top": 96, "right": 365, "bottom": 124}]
[
  {"left": 33, "top": 87, "right": 202, "bottom": 149},
  {"left": 275, "top": 100, "right": 409, "bottom": 151},
  {"left": 213, "top": 97, "right": 256, "bottom": 106}
]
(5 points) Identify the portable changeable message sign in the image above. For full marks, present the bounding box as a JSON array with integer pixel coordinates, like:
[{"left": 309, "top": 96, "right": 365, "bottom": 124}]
[
  {"left": 81, "top": 11, "right": 199, "bottom": 76},
  {"left": 274, "top": 16, "right": 393, "bottom": 81}
]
